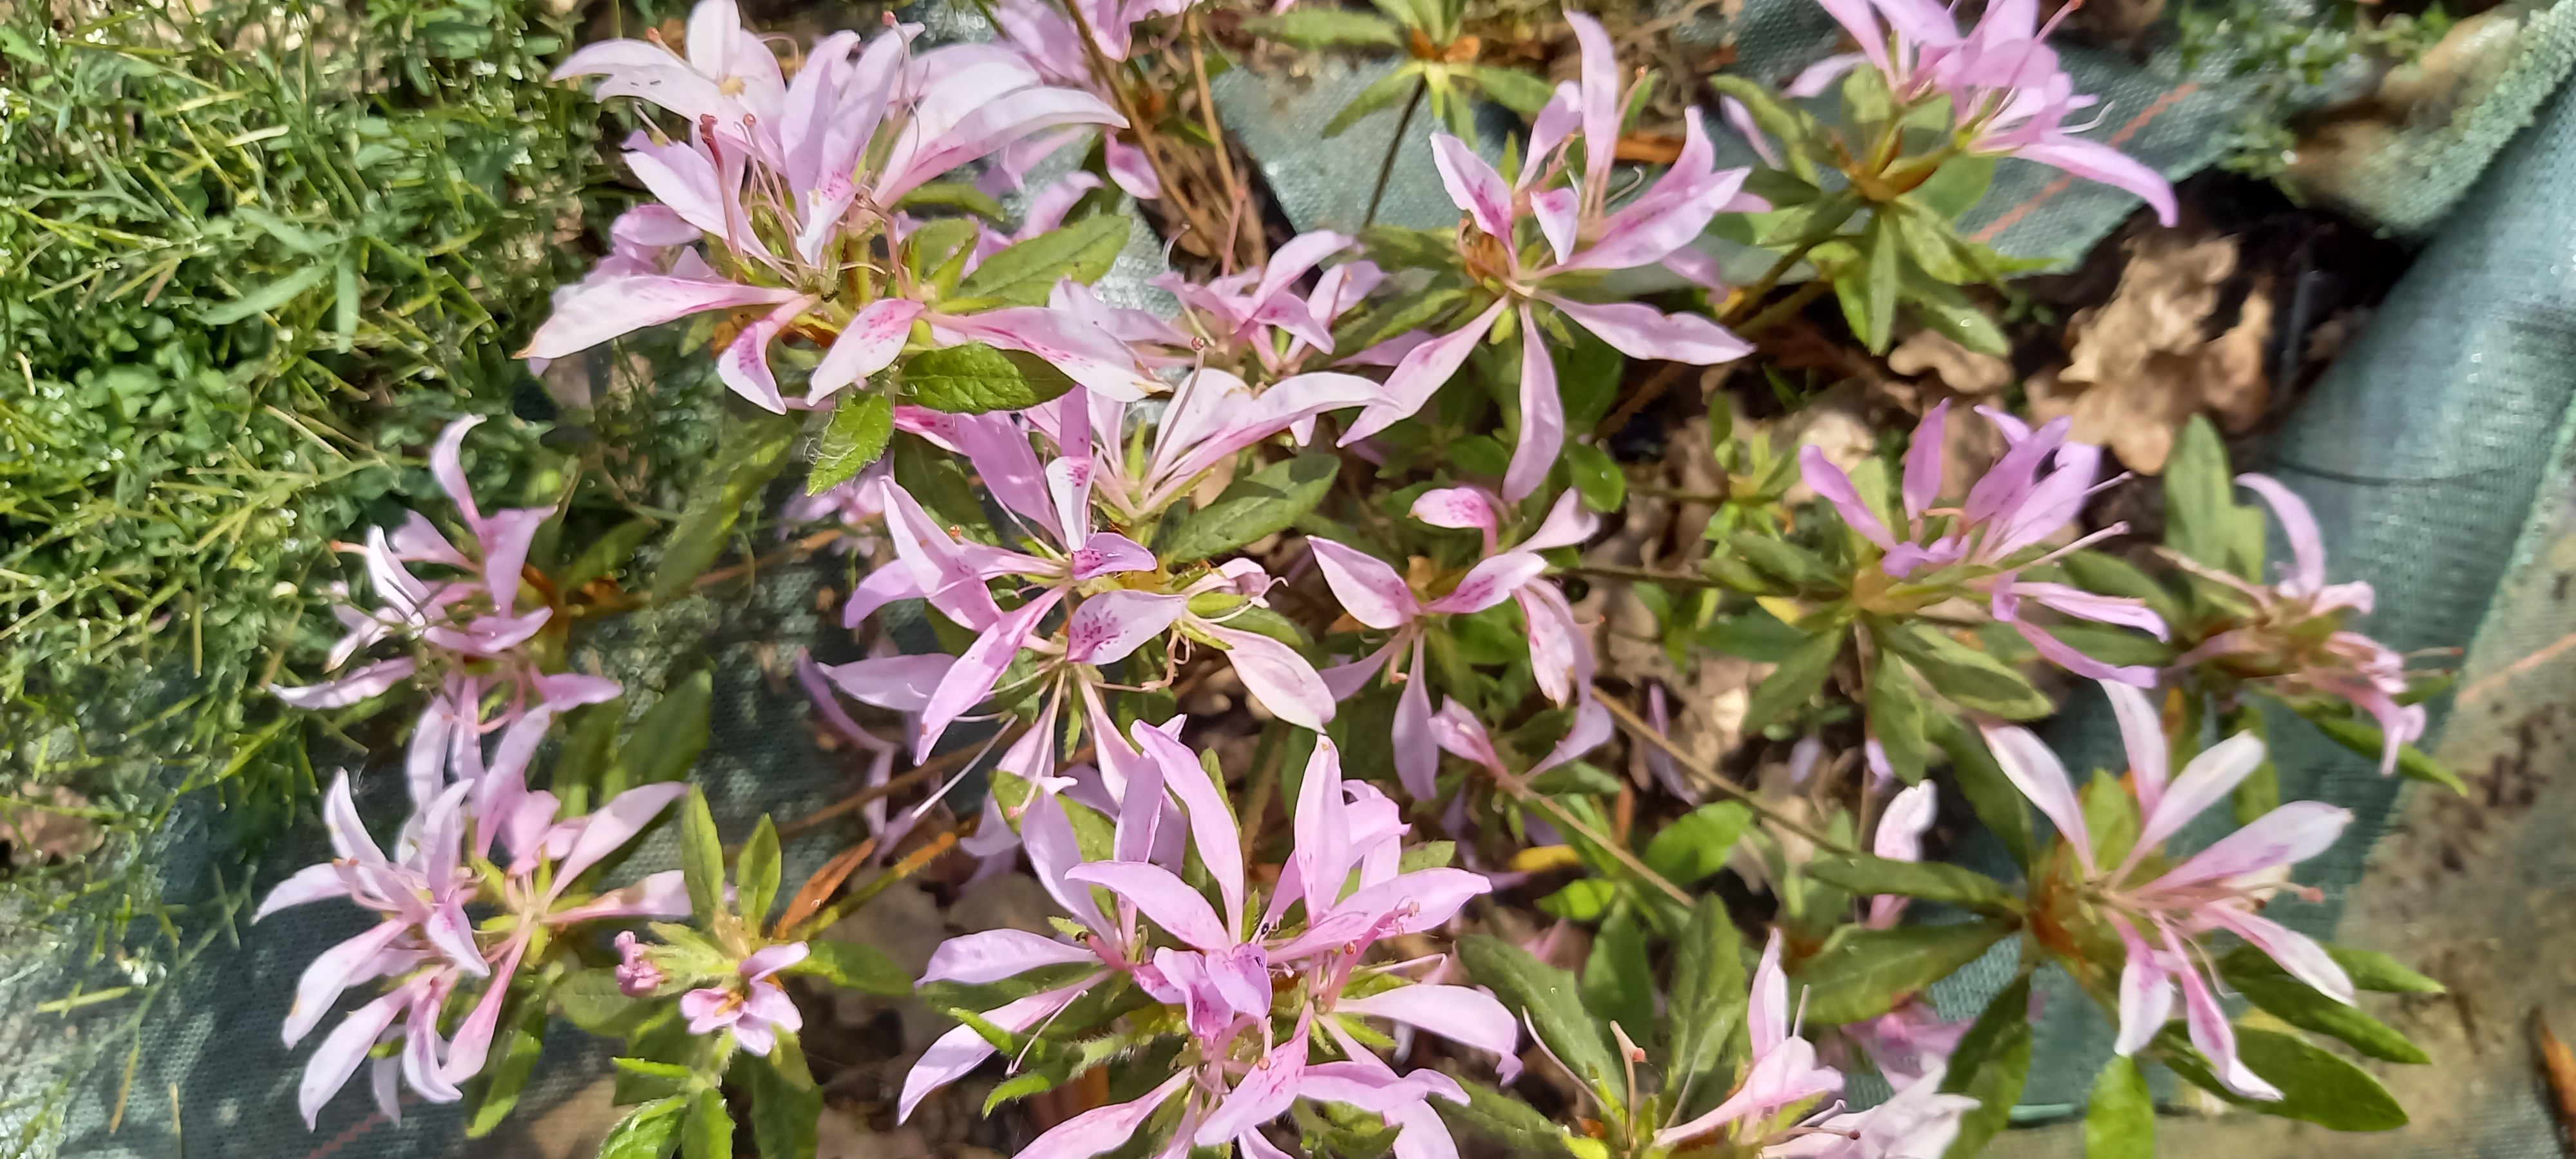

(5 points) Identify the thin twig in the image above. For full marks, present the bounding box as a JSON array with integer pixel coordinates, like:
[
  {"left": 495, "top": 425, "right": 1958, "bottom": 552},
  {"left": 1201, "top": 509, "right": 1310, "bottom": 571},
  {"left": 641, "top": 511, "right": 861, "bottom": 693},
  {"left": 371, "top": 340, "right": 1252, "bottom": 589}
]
[
  {"left": 1573, "top": 564, "right": 1728, "bottom": 589},
  {"left": 775, "top": 727, "right": 1027, "bottom": 838},
  {"left": 1731, "top": 279, "right": 1833, "bottom": 339},
  {"left": 1363, "top": 79, "right": 1427, "bottom": 230},
  {"left": 1596, "top": 361, "right": 1691, "bottom": 437},
  {"left": 1595, "top": 688, "right": 1859, "bottom": 856},
  {"left": 1489, "top": 769, "right": 1690, "bottom": 905},
  {"left": 1184, "top": 10, "right": 1263, "bottom": 267}
]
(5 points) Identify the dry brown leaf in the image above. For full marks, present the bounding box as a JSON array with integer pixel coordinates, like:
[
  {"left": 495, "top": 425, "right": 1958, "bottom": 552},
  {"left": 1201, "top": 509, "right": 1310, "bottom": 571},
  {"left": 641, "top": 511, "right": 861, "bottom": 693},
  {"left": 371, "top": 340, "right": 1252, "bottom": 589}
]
[
  {"left": 2041, "top": 232, "right": 2271, "bottom": 473},
  {"left": 1888, "top": 329, "right": 2014, "bottom": 397},
  {"left": 1, "top": 785, "right": 102, "bottom": 865}
]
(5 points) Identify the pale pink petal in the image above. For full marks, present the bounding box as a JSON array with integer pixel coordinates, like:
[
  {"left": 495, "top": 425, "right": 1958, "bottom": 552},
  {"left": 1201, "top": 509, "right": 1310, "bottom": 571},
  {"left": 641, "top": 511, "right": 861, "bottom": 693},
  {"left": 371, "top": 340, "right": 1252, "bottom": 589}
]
[
  {"left": 1338, "top": 985, "right": 1519, "bottom": 1063},
  {"left": 2134, "top": 731, "right": 2268, "bottom": 855},
  {"left": 2201, "top": 907, "right": 2354, "bottom": 1004},
  {"left": 1200, "top": 624, "right": 1334, "bottom": 731},
  {"left": 1421, "top": 551, "right": 1548, "bottom": 616},
  {"left": 554, "top": 782, "right": 692, "bottom": 884},
  {"left": 1065, "top": 590, "right": 1187, "bottom": 664},
  {"left": 1799, "top": 444, "right": 1897, "bottom": 548},
  {"left": 2008, "top": 618, "right": 2155, "bottom": 688},
  {"left": 1068, "top": 532, "right": 1155, "bottom": 580},
  {"left": 1410, "top": 485, "right": 1502, "bottom": 550},
  {"left": 1750, "top": 928, "right": 1788, "bottom": 1053},
  {"left": 2101, "top": 680, "right": 2169, "bottom": 816},
  {"left": 1193, "top": 1028, "right": 1309, "bottom": 1144},
  {"left": 2008, "top": 137, "right": 2177, "bottom": 227},
  {"left": 1023, "top": 790, "right": 1111, "bottom": 932},
  {"left": 1344, "top": 301, "right": 1508, "bottom": 444},
  {"left": 917, "top": 588, "right": 1065, "bottom": 760},
  {"left": 1387, "top": 1099, "right": 1464, "bottom": 1159},
  {"left": 256, "top": 863, "right": 348, "bottom": 922},
  {"left": 810, "top": 298, "right": 926, "bottom": 401},
  {"left": 741, "top": 943, "right": 812, "bottom": 981},
  {"left": 1531, "top": 187, "right": 1579, "bottom": 267},
  {"left": 2112, "top": 919, "right": 2174, "bottom": 1055},
  {"left": 1394, "top": 641, "right": 1437, "bottom": 800},
  {"left": 1875, "top": 782, "right": 1939, "bottom": 863},
  {"left": 1061, "top": 860, "right": 1231, "bottom": 950},
  {"left": 717, "top": 295, "right": 817, "bottom": 413},
  {"left": 1429, "top": 135, "right": 1515, "bottom": 240},
  {"left": 270, "top": 657, "right": 417, "bottom": 710},
  {"left": 549, "top": 871, "right": 690, "bottom": 923},
  {"left": 1308, "top": 540, "right": 1421, "bottom": 630},
  {"left": 284, "top": 922, "right": 408, "bottom": 1047},
  {"left": 898, "top": 977, "right": 1108, "bottom": 1122},
  {"left": 2234, "top": 473, "right": 2326, "bottom": 596},
  {"left": 1543, "top": 295, "right": 1752, "bottom": 365},
  {"left": 1502, "top": 306, "right": 1564, "bottom": 504},
  {"left": 2146, "top": 800, "right": 2351, "bottom": 892},
  {"left": 1980, "top": 724, "right": 2095, "bottom": 873},
  {"left": 522, "top": 274, "right": 798, "bottom": 359},
  {"left": 1567, "top": 11, "right": 1620, "bottom": 196},
  {"left": 1784, "top": 52, "right": 1867, "bottom": 98},
  {"left": 1017, "top": 1073, "right": 1191, "bottom": 1159},
  {"left": 1719, "top": 93, "right": 1785, "bottom": 164},
  {"left": 299, "top": 990, "right": 407, "bottom": 1128},
  {"left": 2172, "top": 928, "right": 2280, "bottom": 1099},
  {"left": 1520, "top": 489, "right": 1600, "bottom": 552},
  {"left": 2017, "top": 581, "right": 2168, "bottom": 640},
  {"left": 1517, "top": 583, "right": 1585, "bottom": 706},
  {"left": 1104, "top": 135, "right": 1163, "bottom": 199},
  {"left": 820, "top": 654, "right": 955, "bottom": 713},
  {"left": 1903, "top": 400, "right": 1951, "bottom": 518},
  {"left": 1132, "top": 721, "right": 1246, "bottom": 932}
]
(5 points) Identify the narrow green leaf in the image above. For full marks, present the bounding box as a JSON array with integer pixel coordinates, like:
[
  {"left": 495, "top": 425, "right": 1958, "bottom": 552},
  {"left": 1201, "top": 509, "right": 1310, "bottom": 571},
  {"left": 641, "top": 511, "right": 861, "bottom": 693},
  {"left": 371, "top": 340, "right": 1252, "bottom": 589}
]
[
  {"left": 1431, "top": 1079, "right": 1577, "bottom": 1158},
  {"left": 2229, "top": 973, "right": 2428, "bottom": 1063},
  {"left": 2163, "top": 415, "right": 2259, "bottom": 579},
  {"left": 1927, "top": 713, "right": 2032, "bottom": 870},
  {"left": 743, "top": 1051, "right": 822, "bottom": 1159},
  {"left": 2222, "top": 703, "right": 2279, "bottom": 826},
  {"left": 737, "top": 816, "right": 782, "bottom": 934},
  {"left": 1240, "top": 8, "right": 1405, "bottom": 46},
  {"left": 2320, "top": 945, "right": 2446, "bottom": 994},
  {"left": 1727, "top": 531, "right": 1841, "bottom": 590},
  {"left": 2303, "top": 711, "right": 2467, "bottom": 795},
  {"left": 954, "top": 216, "right": 1130, "bottom": 306},
  {"left": 2083, "top": 1055, "right": 2154, "bottom": 1159},
  {"left": 650, "top": 410, "right": 801, "bottom": 602},
  {"left": 2158, "top": 1026, "right": 2408, "bottom": 1131},
  {"left": 1797, "top": 920, "right": 2012, "bottom": 1025},
  {"left": 901, "top": 342, "right": 1079, "bottom": 413},
  {"left": 808, "top": 393, "right": 894, "bottom": 495},
  {"left": 1804, "top": 854, "right": 2017, "bottom": 916},
  {"left": 790, "top": 939, "right": 915, "bottom": 996},
  {"left": 1941, "top": 976, "right": 2032, "bottom": 1159},
  {"left": 1538, "top": 878, "right": 1618, "bottom": 921},
  {"left": 1898, "top": 271, "right": 2010, "bottom": 357},
  {"left": 598, "top": 1097, "right": 687, "bottom": 1159},
  {"left": 1883, "top": 624, "right": 2053, "bottom": 719},
  {"left": 1869, "top": 647, "right": 1929, "bottom": 782},
  {"left": 1911, "top": 155, "right": 1996, "bottom": 220},
  {"left": 1157, "top": 453, "right": 1339, "bottom": 563},
  {"left": 1459, "top": 935, "right": 1620, "bottom": 1095},
  {"left": 1667, "top": 896, "right": 1748, "bottom": 1106},
  {"left": 683, "top": 1087, "right": 734, "bottom": 1159},
  {"left": 1565, "top": 442, "right": 1626, "bottom": 512},
  {"left": 464, "top": 1003, "right": 546, "bottom": 1136},
  {"left": 560, "top": 520, "right": 656, "bottom": 593},
  {"left": 1743, "top": 628, "right": 1843, "bottom": 732},
  {"left": 1580, "top": 908, "right": 1654, "bottom": 1043},
  {"left": 1468, "top": 64, "right": 1557, "bottom": 114},
  {"left": 895, "top": 181, "right": 1008, "bottom": 221},
  {"left": 679, "top": 788, "right": 724, "bottom": 921},
  {"left": 603, "top": 670, "right": 712, "bottom": 796},
  {"left": 200, "top": 264, "right": 328, "bottom": 325},
  {"left": 1645, "top": 802, "right": 1755, "bottom": 885},
  {"left": 1400, "top": 841, "right": 1457, "bottom": 872},
  {"left": 558, "top": 968, "right": 652, "bottom": 1035},
  {"left": 1324, "top": 65, "right": 1425, "bottom": 137},
  {"left": 1528, "top": 761, "right": 1625, "bottom": 796}
]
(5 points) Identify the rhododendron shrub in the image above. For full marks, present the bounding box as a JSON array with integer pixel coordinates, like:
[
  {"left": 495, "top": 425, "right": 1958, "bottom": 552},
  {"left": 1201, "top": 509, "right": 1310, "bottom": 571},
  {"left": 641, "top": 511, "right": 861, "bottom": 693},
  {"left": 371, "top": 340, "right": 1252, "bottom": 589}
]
[{"left": 244, "top": 1, "right": 2456, "bottom": 1158}]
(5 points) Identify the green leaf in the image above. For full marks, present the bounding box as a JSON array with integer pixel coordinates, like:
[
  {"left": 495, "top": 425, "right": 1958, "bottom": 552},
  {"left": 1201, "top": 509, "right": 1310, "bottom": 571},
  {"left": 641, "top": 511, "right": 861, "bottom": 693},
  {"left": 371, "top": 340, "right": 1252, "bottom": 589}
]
[
  {"left": 1869, "top": 647, "right": 1930, "bottom": 782},
  {"left": 1833, "top": 213, "right": 1900, "bottom": 354},
  {"left": 1468, "top": 64, "right": 1557, "bottom": 114},
  {"left": 901, "top": 342, "right": 1079, "bottom": 414},
  {"left": 464, "top": 1003, "right": 546, "bottom": 1136},
  {"left": 954, "top": 216, "right": 1130, "bottom": 306},
  {"left": 1354, "top": 226, "right": 1461, "bottom": 276},
  {"left": 1459, "top": 935, "right": 1621, "bottom": 1096},
  {"left": 1797, "top": 920, "right": 2012, "bottom": 1025},
  {"left": 1804, "top": 854, "right": 2017, "bottom": 916},
  {"left": 892, "top": 433, "right": 992, "bottom": 538},
  {"left": 1927, "top": 714, "right": 2032, "bottom": 871},
  {"left": 743, "top": 1051, "right": 822, "bottom": 1159},
  {"left": 1728, "top": 531, "right": 1841, "bottom": 590},
  {"left": 2163, "top": 415, "right": 2260, "bottom": 579},
  {"left": 2302, "top": 711, "right": 2466, "bottom": 795},
  {"left": 737, "top": 816, "right": 782, "bottom": 934},
  {"left": 1707, "top": 76, "right": 1828, "bottom": 181},
  {"left": 1644, "top": 802, "right": 1755, "bottom": 885},
  {"left": 1399, "top": 841, "right": 1457, "bottom": 872},
  {"left": 561, "top": 520, "right": 657, "bottom": 593},
  {"left": 1941, "top": 976, "right": 2033, "bottom": 1159},
  {"left": 1696, "top": 607, "right": 1810, "bottom": 662},
  {"left": 895, "top": 181, "right": 1007, "bottom": 221},
  {"left": 790, "top": 939, "right": 915, "bottom": 995},
  {"left": 2221, "top": 702, "right": 2278, "bottom": 826},
  {"left": 603, "top": 670, "right": 713, "bottom": 797},
  {"left": 1538, "top": 878, "right": 1618, "bottom": 921},
  {"left": 200, "top": 264, "right": 328, "bottom": 325},
  {"left": 683, "top": 1087, "right": 734, "bottom": 1159},
  {"left": 1565, "top": 443, "right": 1625, "bottom": 512},
  {"left": 1666, "top": 895, "right": 1747, "bottom": 1104},
  {"left": 678, "top": 788, "right": 724, "bottom": 921},
  {"left": 1911, "top": 155, "right": 1996, "bottom": 220},
  {"left": 2159, "top": 1026, "right": 2409, "bottom": 1130},
  {"left": 1580, "top": 907, "right": 1654, "bottom": 1043},
  {"left": 1432, "top": 1079, "right": 1577, "bottom": 1158},
  {"left": 1529, "top": 761, "right": 1625, "bottom": 796},
  {"left": 1899, "top": 271, "right": 2010, "bottom": 357},
  {"left": 2318, "top": 944, "right": 2445, "bottom": 994},
  {"left": 650, "top": 410, "right": 802, "bottom": 602},
  {"left": 1158, "top": 453, "right": 1339, "bottom": 563},
  {"left": 1883, "top": 624, "right": 2053, "bottom": 719},
  {"left": 2228, "top": 972, "right": 2427, "bottom": 1063},
  {"left": 1325, "top": 65, "right": 1426, "bottom": 138},
  {"left": 599, "top": 1097, "right": 687, "bottom": 1159},
  {"left": 1743, "top": 628, "right": 1843, "bottom": 732},
  {"left": 1241, "top": 8, "right": 1405, "bottom": 46},
  {"left": 808, "top": 393, "right": 894, "bottom": 495},
  {"left": 558, "top": 968, "right": 652, "bottom": 1035},
  {"left": 2083, "top": 1055, "right": 2154, "bottom": 1159}
]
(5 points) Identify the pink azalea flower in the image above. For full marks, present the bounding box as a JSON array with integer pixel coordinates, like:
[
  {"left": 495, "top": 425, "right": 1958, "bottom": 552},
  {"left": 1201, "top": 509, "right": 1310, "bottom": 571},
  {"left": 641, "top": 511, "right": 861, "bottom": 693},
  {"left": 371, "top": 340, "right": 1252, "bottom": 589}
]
[
  {"left": 1338, "top": 13, "right": 1758, "bottom": 499},
  {"left": 1763, "top": 1067, "right": 1980, "bottom": 1158},
  {"left": 1041, "top": 370, "right": 1385, "bottom": 523},
  {"left": 1655, "top": 930, "right": 1850, "bottom": 1150},
  {"left": 681, "top": 942, "right": 811, "bottom": 1056},
  {"left": 1310, "top": 487, "right": 1599, "bottom": 797},
  {"left": 531, "top": 5, "right": 1128, "bottom": 411},
  {"left": 1147, "top": 231, "right": 1387, "bottom": 381},
  {"left": 1799, "top": 401, "right": 2168, "bottom": 686},
  {"left": 2170, "top": 473, "right": 2427, "bottom": 776},
  {"left": 985, "top": 0, "right": 1173, "bottom": 199},
  {"left": 902, "top": 735, "right": 1515, "bottom": 1156},
  {"left": 1785, "top": 0, "right": 2177, "bottom": 225},
  {"left": 1984, "top": 683, "right": 2357, "bottom": 1099}
]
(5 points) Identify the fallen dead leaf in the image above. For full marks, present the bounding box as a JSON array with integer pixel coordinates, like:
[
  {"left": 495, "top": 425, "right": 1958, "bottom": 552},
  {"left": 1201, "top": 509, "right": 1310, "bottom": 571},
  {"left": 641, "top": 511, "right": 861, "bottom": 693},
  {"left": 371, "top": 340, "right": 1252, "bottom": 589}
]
[
  {"left": 2038, "top": 231, "right": 2271, "bottom": 473},
  {"left": 1888, "top": 329, "right": 2014, "bottom": 397}
]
